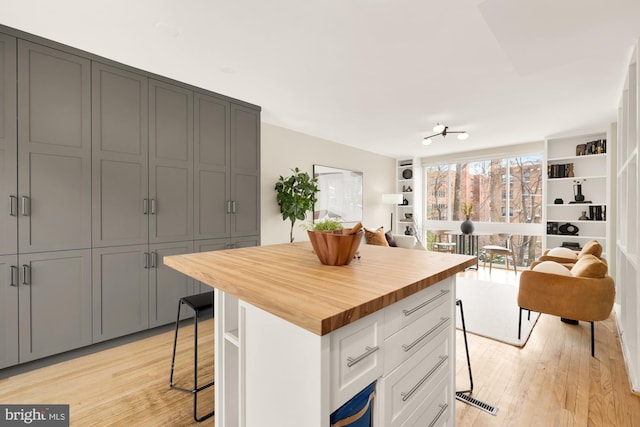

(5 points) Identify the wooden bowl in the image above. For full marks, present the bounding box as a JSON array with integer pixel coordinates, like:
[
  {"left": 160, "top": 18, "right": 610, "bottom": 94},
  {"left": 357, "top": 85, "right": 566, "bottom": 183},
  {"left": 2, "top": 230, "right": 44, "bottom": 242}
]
[{"left": 307, "top": 229, "right": 363, "bottom": 266}]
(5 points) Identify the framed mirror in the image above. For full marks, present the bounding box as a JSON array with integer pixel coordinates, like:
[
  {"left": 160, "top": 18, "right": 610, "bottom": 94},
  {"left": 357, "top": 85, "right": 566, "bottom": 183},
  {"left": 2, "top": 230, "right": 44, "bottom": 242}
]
[{"left": 313, "top": 165, "right": 363, "bottom": 222}]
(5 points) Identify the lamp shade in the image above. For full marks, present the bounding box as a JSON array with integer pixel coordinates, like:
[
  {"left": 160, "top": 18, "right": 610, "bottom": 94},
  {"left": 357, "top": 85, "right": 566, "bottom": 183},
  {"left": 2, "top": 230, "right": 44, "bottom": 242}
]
[{"left": 382, "top": 193, "right": 403, "bottom": 204}]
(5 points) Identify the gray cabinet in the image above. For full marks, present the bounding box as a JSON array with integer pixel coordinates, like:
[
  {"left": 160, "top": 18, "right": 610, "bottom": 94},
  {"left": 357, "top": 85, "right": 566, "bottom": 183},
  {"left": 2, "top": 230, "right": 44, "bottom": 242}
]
[
  {"left": 195, "top": 93, "right": 231, "bottom": 240},
  {"left": 17, "top": 40, "right": 92, "bottom": 253},
  {"left": 149, "top": 79, "right": 194, "bottom": 244},
  {"left": 92, "top": 245, "right": 150, "bottom": 342},
  {"left": 0, "top": 255, "right": 19, "bottom": 369},
  {"left": 18, "top": 250, "right": 92, "bottom": 363},
  {"left": 231, "top": 104, "right": 260, "bottom": 238},
  {"left": 92, "top": 62, "right": 149, "bottom": 247},
  {"left": 149, "top": 241, "right": 196, "bottom": 327},
  {"left": 193, "top": 97, "right": 260, "bottom": 242},
  {"left": 92, "top": 242, "right": 198, "bottom": 340},
  {"left": 0, "top": 34, "right": 16, "bottom": 256}
]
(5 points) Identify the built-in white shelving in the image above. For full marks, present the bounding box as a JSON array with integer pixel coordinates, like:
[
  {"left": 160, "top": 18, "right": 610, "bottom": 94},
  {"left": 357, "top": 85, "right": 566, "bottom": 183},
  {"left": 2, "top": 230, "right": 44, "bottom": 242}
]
[
  {"left": 616, "top": 40, "right": 640, "bottom": 393},
  {"left": 396, "top": 159, "right": 415, "bottom": 236},
  {"left": 543, "top": 134, "right": 610, "bottom": 254}
]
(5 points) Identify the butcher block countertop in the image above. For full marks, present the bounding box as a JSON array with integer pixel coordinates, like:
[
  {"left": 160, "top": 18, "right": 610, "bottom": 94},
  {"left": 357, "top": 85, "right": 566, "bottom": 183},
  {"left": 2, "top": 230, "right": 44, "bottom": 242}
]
[{"left": 164, "top": 242, "right": 476, "bottom": 336}]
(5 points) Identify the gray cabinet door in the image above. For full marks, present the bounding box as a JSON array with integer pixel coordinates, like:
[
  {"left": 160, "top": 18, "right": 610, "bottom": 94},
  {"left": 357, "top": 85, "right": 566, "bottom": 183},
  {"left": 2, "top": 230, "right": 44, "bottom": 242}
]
[
  {"left": 149, "top": 79, "right": 194, "bottom": 244},
  {"left": 230, "top": 104, "right": 260, "bottom": 237},
  {"left": 17, "top": 40, "right": 91, "bottom": 253},
  {"left": 92, "top": 244, "right": 149, "bottom": 342},
  {"left": 0, "top": 254, "right": 19, "bottom": 369},
  {"left": 18, "top": 250, "right": 92, "bottom": 363},
  {"left": 149, "top": 241, "right": 195, "bottom": 328},
  {"left": 0, "top": 34, "right": 17, "bottom": 256},
  {"left": 92, "top": 62, "right": 149, "bottom": 247},
  {"left": 194, "top": 92, "right": 231, "bottom": 240}
]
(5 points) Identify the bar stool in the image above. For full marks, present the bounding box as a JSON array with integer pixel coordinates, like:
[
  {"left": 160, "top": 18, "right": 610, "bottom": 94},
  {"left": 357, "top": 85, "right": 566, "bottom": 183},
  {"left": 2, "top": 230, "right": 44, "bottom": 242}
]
[{"left": 169, "top": 291, "right": 215, "bottom": 422}]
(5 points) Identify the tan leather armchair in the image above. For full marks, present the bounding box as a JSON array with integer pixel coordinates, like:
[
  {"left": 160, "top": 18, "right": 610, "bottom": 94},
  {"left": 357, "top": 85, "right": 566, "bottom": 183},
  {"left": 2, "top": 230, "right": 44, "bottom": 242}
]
[{"left": 517, "top": 254, "right": 615, "bottom": 357}]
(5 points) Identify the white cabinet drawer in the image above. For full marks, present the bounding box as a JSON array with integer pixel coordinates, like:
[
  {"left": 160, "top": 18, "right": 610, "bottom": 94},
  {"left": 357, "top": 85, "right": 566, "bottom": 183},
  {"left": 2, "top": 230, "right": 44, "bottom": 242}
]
[
  {"left": 384, "top": 298, "right": 450, "bottom": 375},
  {"left": 402, "top": 376, "right": 451, "bottom": 427},
  {"left": 330, "top": 310, "right": 384, "bottom": 412},
  {"left": 384, "top": 278, "right": 452, "bottom": 338},
  {"left": 377, "top": 328, "right": 450, "bottom": 427}
]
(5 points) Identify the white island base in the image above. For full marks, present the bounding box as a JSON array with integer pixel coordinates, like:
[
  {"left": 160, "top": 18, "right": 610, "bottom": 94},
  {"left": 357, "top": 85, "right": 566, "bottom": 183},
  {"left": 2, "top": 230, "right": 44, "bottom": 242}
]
[{"left": 216, "top": 277, "right": 455, "bottom": 427}]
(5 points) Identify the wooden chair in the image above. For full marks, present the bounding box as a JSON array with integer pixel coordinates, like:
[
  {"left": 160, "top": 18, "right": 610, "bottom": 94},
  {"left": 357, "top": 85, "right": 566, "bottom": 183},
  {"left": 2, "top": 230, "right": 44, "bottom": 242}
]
[
  {"left": 432, "top": 230, "right": 456, "bottom": 254},
  {"left": 483, "top": 234, "right": 517, "bottom": 273}
]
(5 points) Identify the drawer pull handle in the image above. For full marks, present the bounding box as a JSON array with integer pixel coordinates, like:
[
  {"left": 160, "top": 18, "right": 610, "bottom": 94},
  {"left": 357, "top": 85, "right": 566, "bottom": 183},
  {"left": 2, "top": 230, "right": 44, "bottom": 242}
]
[
  {"left": 402, "top": 289, "right": 449, "bottom": 316},
  {"left": 428, "top": 403, "right": 448, "bottom": 427},
  {"left": 346, "top": 345, "right": 379, "bottom": 367},
  {"left": 401, "top": 355, "right": 448, "bottom": 402},
  {"left": 402, "top": 317, "right": 450, "bottom": 352}
]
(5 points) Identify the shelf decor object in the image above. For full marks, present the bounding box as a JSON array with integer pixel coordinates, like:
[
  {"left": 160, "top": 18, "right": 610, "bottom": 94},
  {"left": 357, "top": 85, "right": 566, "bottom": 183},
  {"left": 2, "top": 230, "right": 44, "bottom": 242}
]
[{"left": 573, "top": 179, "right": 586, "bottom": 202}]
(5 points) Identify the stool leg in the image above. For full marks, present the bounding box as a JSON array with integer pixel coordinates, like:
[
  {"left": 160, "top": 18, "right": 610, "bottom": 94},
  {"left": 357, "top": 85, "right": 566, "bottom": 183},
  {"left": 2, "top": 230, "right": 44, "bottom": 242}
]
[
  {"left": 169, "top": 300, "right": 183, "bottom": 387},
  {"left": 193, "top": 308, "right": 215, "bottom": 422},
  {"left": 456, "top": 299, "right": 473, "bottom": 394}
]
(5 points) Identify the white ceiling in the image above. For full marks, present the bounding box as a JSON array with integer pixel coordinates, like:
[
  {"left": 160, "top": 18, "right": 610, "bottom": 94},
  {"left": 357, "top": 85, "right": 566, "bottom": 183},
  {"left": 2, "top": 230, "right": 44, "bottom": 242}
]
[{"left": 2, "top": 0, "right": 640, "bottom": 159}]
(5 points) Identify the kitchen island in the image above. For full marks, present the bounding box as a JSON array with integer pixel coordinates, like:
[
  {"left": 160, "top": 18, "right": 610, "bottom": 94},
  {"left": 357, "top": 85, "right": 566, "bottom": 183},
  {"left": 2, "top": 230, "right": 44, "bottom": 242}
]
[{"left": 164, "top": 242, "right": 475, "bottom": 427}]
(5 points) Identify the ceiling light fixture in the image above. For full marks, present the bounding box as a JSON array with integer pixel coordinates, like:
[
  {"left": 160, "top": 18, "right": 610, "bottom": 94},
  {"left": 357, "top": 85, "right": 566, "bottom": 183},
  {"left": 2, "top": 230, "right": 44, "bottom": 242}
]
[{"left": 422, "top": 123, "right": 469, "bottom": 146}]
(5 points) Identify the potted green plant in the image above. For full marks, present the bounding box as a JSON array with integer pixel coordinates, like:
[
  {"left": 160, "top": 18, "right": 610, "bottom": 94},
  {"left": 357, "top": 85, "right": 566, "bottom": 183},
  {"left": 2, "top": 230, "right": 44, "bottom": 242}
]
[
  {"left": 275, "top": 167, "right": 320, "bottom": 243},
  {"left": 305, "top": 219, "right": 363, "bottom": 266},
  {"left": 303, "top": 217, "right": 344, "bottom": 233}
]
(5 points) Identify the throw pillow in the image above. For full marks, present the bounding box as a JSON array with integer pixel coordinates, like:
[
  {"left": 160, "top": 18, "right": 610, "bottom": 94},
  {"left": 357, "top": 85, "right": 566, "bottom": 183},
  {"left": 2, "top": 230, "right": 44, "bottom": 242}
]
[
  {"left": 578, "top": 240, "right": 603, "bottom": 259},
  {"left": 547, "top": 247, "right": 578, "bottom": 260},
  {"left": 571, "top": 254, "right": 608, "bottom": 278},
  {"left": 364, "top": 226, "right": 389, "bottom": 247},
  {"left": 385, "top": 230, "right": 397, "bottom": 247},
  {"left": 532, "top": 261, "right": 572, "bottom": 276}
]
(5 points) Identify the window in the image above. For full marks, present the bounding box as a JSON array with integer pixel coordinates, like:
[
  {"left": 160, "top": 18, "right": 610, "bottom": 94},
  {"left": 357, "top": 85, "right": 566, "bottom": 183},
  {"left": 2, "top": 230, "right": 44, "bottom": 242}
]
[{"left": 423, "top": 155, "right": 543, "bottom": 224}]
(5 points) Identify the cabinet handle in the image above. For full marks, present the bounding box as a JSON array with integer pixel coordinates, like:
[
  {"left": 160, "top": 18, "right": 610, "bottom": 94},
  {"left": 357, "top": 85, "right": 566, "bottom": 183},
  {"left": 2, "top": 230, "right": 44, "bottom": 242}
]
[
  {"left": 428, "top": 403, "right": 448, "bottom": 427},
  {"left": 402, "top": 289, "right": 449, "bottom": 316},
  {"left": 151, "top": 252, "right": 157, "bottom": 268},
  {"left": 22, "top": 264, "right": 30, "bottom": 286},
  {"left": 144, "top": 252, "right": 150, "bottom": 269},
  {"left": 346, "top": 345, "right": 379, "bottom": 367},
  {"left": 226, "top": 200, "right": 232, "bottom": 214},
  {"left": 400, "top": 355, "right": 447, "bottom": 402},
  {"left": 20, "top": 196, "right": 30, "bottom": 216},
  {"left": 150, "top": 199, "right": 157, "bottom": 214},
  {"left": 143, "top": 199, "right": 148, "bottom": 215},
  {"left": 402, "top": 317, "right": 450, "bottom": 352},
  {"left": 10, "top": 266, "right": 18, "bottom": 287},
  {"left": 231, "top": 200, "right": 236, "bottom": 214},
  {"left": 9, "top": 196, "right": 17, "bottom": 217}
]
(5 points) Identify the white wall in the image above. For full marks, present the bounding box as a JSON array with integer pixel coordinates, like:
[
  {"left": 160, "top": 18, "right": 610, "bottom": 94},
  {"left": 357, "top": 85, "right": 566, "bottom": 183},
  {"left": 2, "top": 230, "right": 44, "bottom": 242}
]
[{"left": 261, "top": 123, "right": 396, "bottom": 245}]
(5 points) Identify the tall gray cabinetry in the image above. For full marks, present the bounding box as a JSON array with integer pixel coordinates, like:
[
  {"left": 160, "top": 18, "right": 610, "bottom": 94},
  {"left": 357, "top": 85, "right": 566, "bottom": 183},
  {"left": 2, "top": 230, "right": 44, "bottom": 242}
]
[
  {"left": 194, "top": 96, "right": 261, "bottom": 256},
  {"left": 91, "top": 66, "right": 198, "bottom": 340},
  {"left": 0, "top": 39, "right": 93, "bottom": 369},
  {"left": 0, "top": 33, "right": 18, "bottom": 369},
  {"left": 0, "top": 25, "right": 260, "bottom": 369}
]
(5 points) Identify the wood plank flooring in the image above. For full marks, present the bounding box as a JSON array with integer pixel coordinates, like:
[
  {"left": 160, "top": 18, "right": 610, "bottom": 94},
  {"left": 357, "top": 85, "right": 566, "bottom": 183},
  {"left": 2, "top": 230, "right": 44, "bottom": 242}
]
[{"left": 0, "top": 268, "right": 638, "bottom": 426}]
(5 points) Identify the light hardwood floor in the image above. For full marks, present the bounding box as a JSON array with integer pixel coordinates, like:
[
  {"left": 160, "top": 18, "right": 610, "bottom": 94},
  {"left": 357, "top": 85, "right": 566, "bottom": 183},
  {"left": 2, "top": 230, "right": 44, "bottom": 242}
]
[{"left": 0, "top": 269, "right": 639, "bottom": 426}]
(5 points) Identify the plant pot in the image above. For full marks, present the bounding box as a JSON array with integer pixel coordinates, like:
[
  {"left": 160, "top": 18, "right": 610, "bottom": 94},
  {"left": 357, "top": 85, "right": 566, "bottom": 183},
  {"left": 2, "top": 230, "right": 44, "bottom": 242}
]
[
  {"left": 307, "top": 229, "right": 363, "bottom": 266},
  {"left": 460, "top": 218, "right": 474, "bottom": 235}
]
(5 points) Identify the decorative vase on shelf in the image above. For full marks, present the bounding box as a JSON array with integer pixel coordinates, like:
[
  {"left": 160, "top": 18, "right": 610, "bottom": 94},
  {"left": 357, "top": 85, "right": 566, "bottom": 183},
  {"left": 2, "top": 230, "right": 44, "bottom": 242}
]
[
  {"left": 578, "top": 211, "right": 589, "bottom": 220},
  {"left": 460, "top": 218, "right": 474, "bottom": 235},
  {"left": 404, "top": 225, "right": 413, "bottom": 236}
]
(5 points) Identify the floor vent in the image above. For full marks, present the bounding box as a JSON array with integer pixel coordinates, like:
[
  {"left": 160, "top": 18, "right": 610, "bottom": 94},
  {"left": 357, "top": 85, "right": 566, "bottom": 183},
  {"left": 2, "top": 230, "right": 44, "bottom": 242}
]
[{"left": 455, "top": 391, "right": 499, "bottom": 416}]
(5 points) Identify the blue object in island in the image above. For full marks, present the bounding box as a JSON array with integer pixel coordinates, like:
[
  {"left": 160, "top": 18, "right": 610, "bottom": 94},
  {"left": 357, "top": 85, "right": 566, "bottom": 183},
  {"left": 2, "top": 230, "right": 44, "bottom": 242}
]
[{"left": 330, "top": 381, "right": 376, "bottom": 427}]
